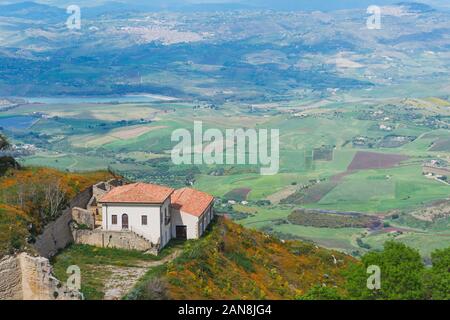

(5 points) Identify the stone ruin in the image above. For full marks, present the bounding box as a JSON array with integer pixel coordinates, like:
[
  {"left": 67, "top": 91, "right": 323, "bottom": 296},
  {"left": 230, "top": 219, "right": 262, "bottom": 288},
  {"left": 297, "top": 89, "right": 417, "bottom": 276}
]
[{"left": 0, "top": 253, "right": 82, "bottom": 300}]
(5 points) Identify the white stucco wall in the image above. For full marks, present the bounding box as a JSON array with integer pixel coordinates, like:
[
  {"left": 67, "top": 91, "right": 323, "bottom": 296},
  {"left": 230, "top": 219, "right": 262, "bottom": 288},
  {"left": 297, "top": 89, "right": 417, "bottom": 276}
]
[
  {"left": 100, "top": 199, "right": 214, "bottom": 247},
  {"left": 171, "top": 204, "right": 214, "bottom": 240},
  {"left": 160, "top": 198, "right": 172, "bottom": 248},
  {"left": 172, "top": 210, "right": 199, "bottom": 239},
  {"left": 101, "top": 202, "right": 163, "bottom": 245},
  {"left": 198, "top": 205, "right": 214, "bottom": 237}
]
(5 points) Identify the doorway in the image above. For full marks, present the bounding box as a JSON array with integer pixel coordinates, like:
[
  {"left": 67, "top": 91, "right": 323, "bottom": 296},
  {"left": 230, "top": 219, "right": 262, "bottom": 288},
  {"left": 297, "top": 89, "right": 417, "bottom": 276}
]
[
  {"left": 122, "top": 214, "right": 129, "bottom": 230},
  {"left": 176, "top": 226, "right": 187, "bottom": 240}
]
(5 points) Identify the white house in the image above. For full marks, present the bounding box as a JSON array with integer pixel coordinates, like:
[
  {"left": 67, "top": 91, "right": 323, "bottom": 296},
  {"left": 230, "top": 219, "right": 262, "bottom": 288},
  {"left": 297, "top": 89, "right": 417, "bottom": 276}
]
[{"left": 98, "top": 183, "right": 214, "bottom": 250}]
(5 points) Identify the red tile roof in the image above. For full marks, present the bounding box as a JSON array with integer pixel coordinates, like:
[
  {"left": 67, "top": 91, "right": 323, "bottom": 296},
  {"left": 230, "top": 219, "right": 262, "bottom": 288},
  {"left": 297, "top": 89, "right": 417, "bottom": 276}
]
[
  {"left": 171, "top": 188, "right": 214, "bottom": 217},
  {"left": 99, "top": 183, "right": 174, "bottom": 204}
]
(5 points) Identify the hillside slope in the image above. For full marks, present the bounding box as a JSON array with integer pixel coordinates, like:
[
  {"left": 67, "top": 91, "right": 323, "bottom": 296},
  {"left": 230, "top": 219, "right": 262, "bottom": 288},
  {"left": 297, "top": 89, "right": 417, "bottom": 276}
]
[{"left": 129, "top": 217, "right": 355, "bottom": 300}]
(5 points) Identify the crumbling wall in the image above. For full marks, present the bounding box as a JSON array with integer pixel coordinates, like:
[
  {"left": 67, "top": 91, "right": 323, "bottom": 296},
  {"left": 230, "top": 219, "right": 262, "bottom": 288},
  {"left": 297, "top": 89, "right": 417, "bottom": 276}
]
[
  {"left": 69, "top": 185, "right": 95, "bottom": 212},
  {"left": 73, "top": 229, "right": 156, "bottom": 253},
  {"left": 72, "top": 207, "right": 95, "bottom": 229},
  {"left": 92, "top": 179, "right": 123, "bottom": 201},
  {"left": 19, "top": 253, "right": 81, "bottom": 300},
  {"left": 0, "top": 255, "right": 22, "bottom": 300},
  {"left": 0, "top": 253, "right": 81, "bottom": 300},
  {"left": 34, "top": 186, "right": 93, "bottom": 258},
  {"left": 89, "top": 179, "right": 124, "bottom": 225}
]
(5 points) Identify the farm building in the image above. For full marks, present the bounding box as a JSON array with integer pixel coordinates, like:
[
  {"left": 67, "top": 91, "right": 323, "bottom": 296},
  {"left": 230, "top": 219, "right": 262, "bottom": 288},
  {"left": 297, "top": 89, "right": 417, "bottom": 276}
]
[
  {"left": 422, "top": 164, "right": 450, "bottom": 178},
  {"left": 98, "top": 183, "right": 215, "bottom": 250}
]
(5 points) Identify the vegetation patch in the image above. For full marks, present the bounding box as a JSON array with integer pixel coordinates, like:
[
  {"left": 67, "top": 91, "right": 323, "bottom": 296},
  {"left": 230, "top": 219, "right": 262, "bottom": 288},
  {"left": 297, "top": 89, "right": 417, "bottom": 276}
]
[
  {"left": 129, "top": 217, "right": 354, "bottom": 300},
  {"left": 280, "top": 182, "right": 337, "bottom": 205},
  {"left": 342, "top": 242, "right": 449, "bottom": 300},
  {"left": 347, "top": 151, "right": 409, "bottom": 171},
  {"left": 288, "top": 209, "right": 382, "bottom": 229},
  {"left": 313, "top": 146, "right": 334, "bottom": 161},
  {"left": 429, "top": 137, "right": 450, "bottom": 151},
  {"left": 0, "top": 205, "right": 33, "bottom": 256},
  {"left": 378, "top": 135, "right": 416, "bottom": 148},
  {"left": 224, "top": 188, "right": 252, "bottom": 202}
]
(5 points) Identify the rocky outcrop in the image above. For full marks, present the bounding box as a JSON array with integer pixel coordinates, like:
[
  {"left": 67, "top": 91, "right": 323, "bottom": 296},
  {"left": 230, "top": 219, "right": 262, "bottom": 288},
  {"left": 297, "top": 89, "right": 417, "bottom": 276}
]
[{"left": 0, "top": 253, "right": 82, "bottom": 300}]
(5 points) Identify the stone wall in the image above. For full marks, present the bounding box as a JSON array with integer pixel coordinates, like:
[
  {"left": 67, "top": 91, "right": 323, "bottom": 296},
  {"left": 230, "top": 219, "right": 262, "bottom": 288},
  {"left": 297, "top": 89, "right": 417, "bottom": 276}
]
[
  {"left": 73, "top": 229, "right": 157, "bottom": 254},
  {"left": 33, "top": 186, "right": 93, "bottom": 258},
  {"left": 0, "top": 255, "right": 22, "bottom": 300},
  {"left": 19, "top": 253, "right": 82, "bottom": 300},
  {"left": 91, "top": 179, "right": 123, "bottom": 203},
  {"left": 69, "top": 184, "right": 95, "bottom": 212},
  {"left": 72, "top": 207, "right": 95, "bottom": 229},
  {"left": 0, "top": 253, "right": 82, "bottom": 300}
]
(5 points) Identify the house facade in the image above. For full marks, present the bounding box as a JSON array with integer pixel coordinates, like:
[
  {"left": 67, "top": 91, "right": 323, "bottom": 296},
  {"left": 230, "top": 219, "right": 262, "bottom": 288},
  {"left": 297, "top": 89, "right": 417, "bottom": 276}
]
[{"left": 98, "top": 183, "right": 214, "bottom": 250}]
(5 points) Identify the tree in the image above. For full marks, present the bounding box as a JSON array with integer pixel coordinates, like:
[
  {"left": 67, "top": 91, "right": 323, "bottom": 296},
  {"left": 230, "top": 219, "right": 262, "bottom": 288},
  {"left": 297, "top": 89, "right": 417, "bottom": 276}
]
[
  {"left": 423, "top": 247, "right": 450, "bottom": 300},
  {"left": 300, "top": 285, "right": 343, "bottom": 300},
  {"left": 344, "top": 241, "right": 425, "bottom": 300},
  {"left": 43, "top": 178, "right": 67, "bottom": 221},
  {"left": 13, "top": 177, "right": 68, "bottom": 223},
  {"left": 0, "top": 133, "right": 10, "bottom": 150}
]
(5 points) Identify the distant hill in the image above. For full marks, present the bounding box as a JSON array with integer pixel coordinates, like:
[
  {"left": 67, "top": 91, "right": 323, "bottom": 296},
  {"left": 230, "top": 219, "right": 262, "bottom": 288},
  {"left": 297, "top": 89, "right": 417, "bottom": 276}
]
[
  {"left": 128, "top": 217, "right": 355, "bottom": 300},
  {"left": 2, "top": 0, "right": 434, "bottom": 15},
  {"left": 0, "top": 1, "right": 66, "bottom": 21},
  {"left": 396, "top": 2, "right": 436, "bottom": 13}
]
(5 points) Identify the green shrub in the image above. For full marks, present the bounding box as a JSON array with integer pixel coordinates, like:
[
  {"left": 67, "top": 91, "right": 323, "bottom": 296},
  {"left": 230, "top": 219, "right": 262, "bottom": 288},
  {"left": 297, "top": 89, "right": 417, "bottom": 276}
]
[{"left": 224, "top": 251, "right": 255, "bottom": 273}]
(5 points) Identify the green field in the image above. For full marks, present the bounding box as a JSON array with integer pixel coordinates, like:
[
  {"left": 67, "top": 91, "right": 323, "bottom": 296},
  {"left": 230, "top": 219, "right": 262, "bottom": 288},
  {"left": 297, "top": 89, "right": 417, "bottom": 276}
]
[{"left": 364, "top": 231, "right": 450, "bottom": 259}]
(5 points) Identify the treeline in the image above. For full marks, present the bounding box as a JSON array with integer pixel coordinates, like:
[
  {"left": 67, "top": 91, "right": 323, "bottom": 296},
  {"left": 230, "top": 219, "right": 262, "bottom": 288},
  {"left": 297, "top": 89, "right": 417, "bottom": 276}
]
[
  {"left": 303, "top": 242, "right": 449, "bottom": 300},
  {"left": 110, "top": 158, "right": 201, "bottom": 189},
  {"left": 288, "top": 209, "right": 381, "bottom": 229}
]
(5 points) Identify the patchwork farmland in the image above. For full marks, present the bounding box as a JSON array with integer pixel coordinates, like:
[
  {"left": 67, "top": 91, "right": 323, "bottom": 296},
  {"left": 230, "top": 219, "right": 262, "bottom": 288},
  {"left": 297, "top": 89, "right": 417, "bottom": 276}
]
[
  {"left": 347, "top": 152, "right": 410, "bottom": 171},
  {"left": 2, "top": 95, "right": 449, "bottom": 258}
]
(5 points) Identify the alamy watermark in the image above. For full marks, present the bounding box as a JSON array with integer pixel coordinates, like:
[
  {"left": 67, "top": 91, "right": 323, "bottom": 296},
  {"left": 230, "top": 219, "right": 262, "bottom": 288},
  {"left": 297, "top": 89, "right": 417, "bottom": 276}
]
[
  {"left": 66, "top": 5, "right": 81, "bottom": 30},
  {"left": 367, "top": 265, "right": 381, "bottom": 290},
  {"left": 66, "top": 265, "right": 81, "bottom": 291},
  {"left": 171, "top": 121, "right": 279, "bottom": 175},
  {"left": 367, "top": 5, "right": 381, "bottom": 30}
]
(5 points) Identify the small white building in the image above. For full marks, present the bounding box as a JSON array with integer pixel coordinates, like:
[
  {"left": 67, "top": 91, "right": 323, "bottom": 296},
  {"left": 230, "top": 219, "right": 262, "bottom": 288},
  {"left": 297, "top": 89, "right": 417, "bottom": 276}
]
[{"left": 98, "top": 183, "right": 214, "bottom": 250}]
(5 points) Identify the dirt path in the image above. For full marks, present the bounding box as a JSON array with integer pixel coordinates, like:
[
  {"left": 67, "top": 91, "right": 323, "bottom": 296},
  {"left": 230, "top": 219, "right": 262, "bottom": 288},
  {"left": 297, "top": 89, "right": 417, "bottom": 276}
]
[{"left": 103, "top": 250, "right": 180, "bottom": 300}]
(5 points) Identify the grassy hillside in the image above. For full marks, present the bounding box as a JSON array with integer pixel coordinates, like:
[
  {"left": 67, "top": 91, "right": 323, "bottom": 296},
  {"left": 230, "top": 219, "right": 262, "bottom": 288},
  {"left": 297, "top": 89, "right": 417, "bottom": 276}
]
[
  {"left": 0, "top": 167, "right": 113, "bottom": 256},
  {"left": 0, "top": 204, "right": 31, "bottom": 256},
  {"left": 127, "top": 217, "right": 355, "bottom": 300},
  {"left": 49, "top": 217, "right": 449, "bottom": 300}
]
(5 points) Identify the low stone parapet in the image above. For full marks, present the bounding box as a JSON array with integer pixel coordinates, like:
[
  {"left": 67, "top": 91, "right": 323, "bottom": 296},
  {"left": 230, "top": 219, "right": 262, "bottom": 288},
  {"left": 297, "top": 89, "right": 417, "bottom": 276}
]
[{"left": 72, "top": 229, "right": 158, "bottom": 254}]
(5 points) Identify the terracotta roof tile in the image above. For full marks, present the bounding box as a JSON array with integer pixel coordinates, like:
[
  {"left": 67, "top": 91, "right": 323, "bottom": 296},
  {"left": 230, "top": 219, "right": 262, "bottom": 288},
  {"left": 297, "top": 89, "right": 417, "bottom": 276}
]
[
  {"left": 99, "top": 183, "right": 174, "bottom": 204},
  {"left": 171, "top": 188, "right": 214, "bottom": 217}
]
